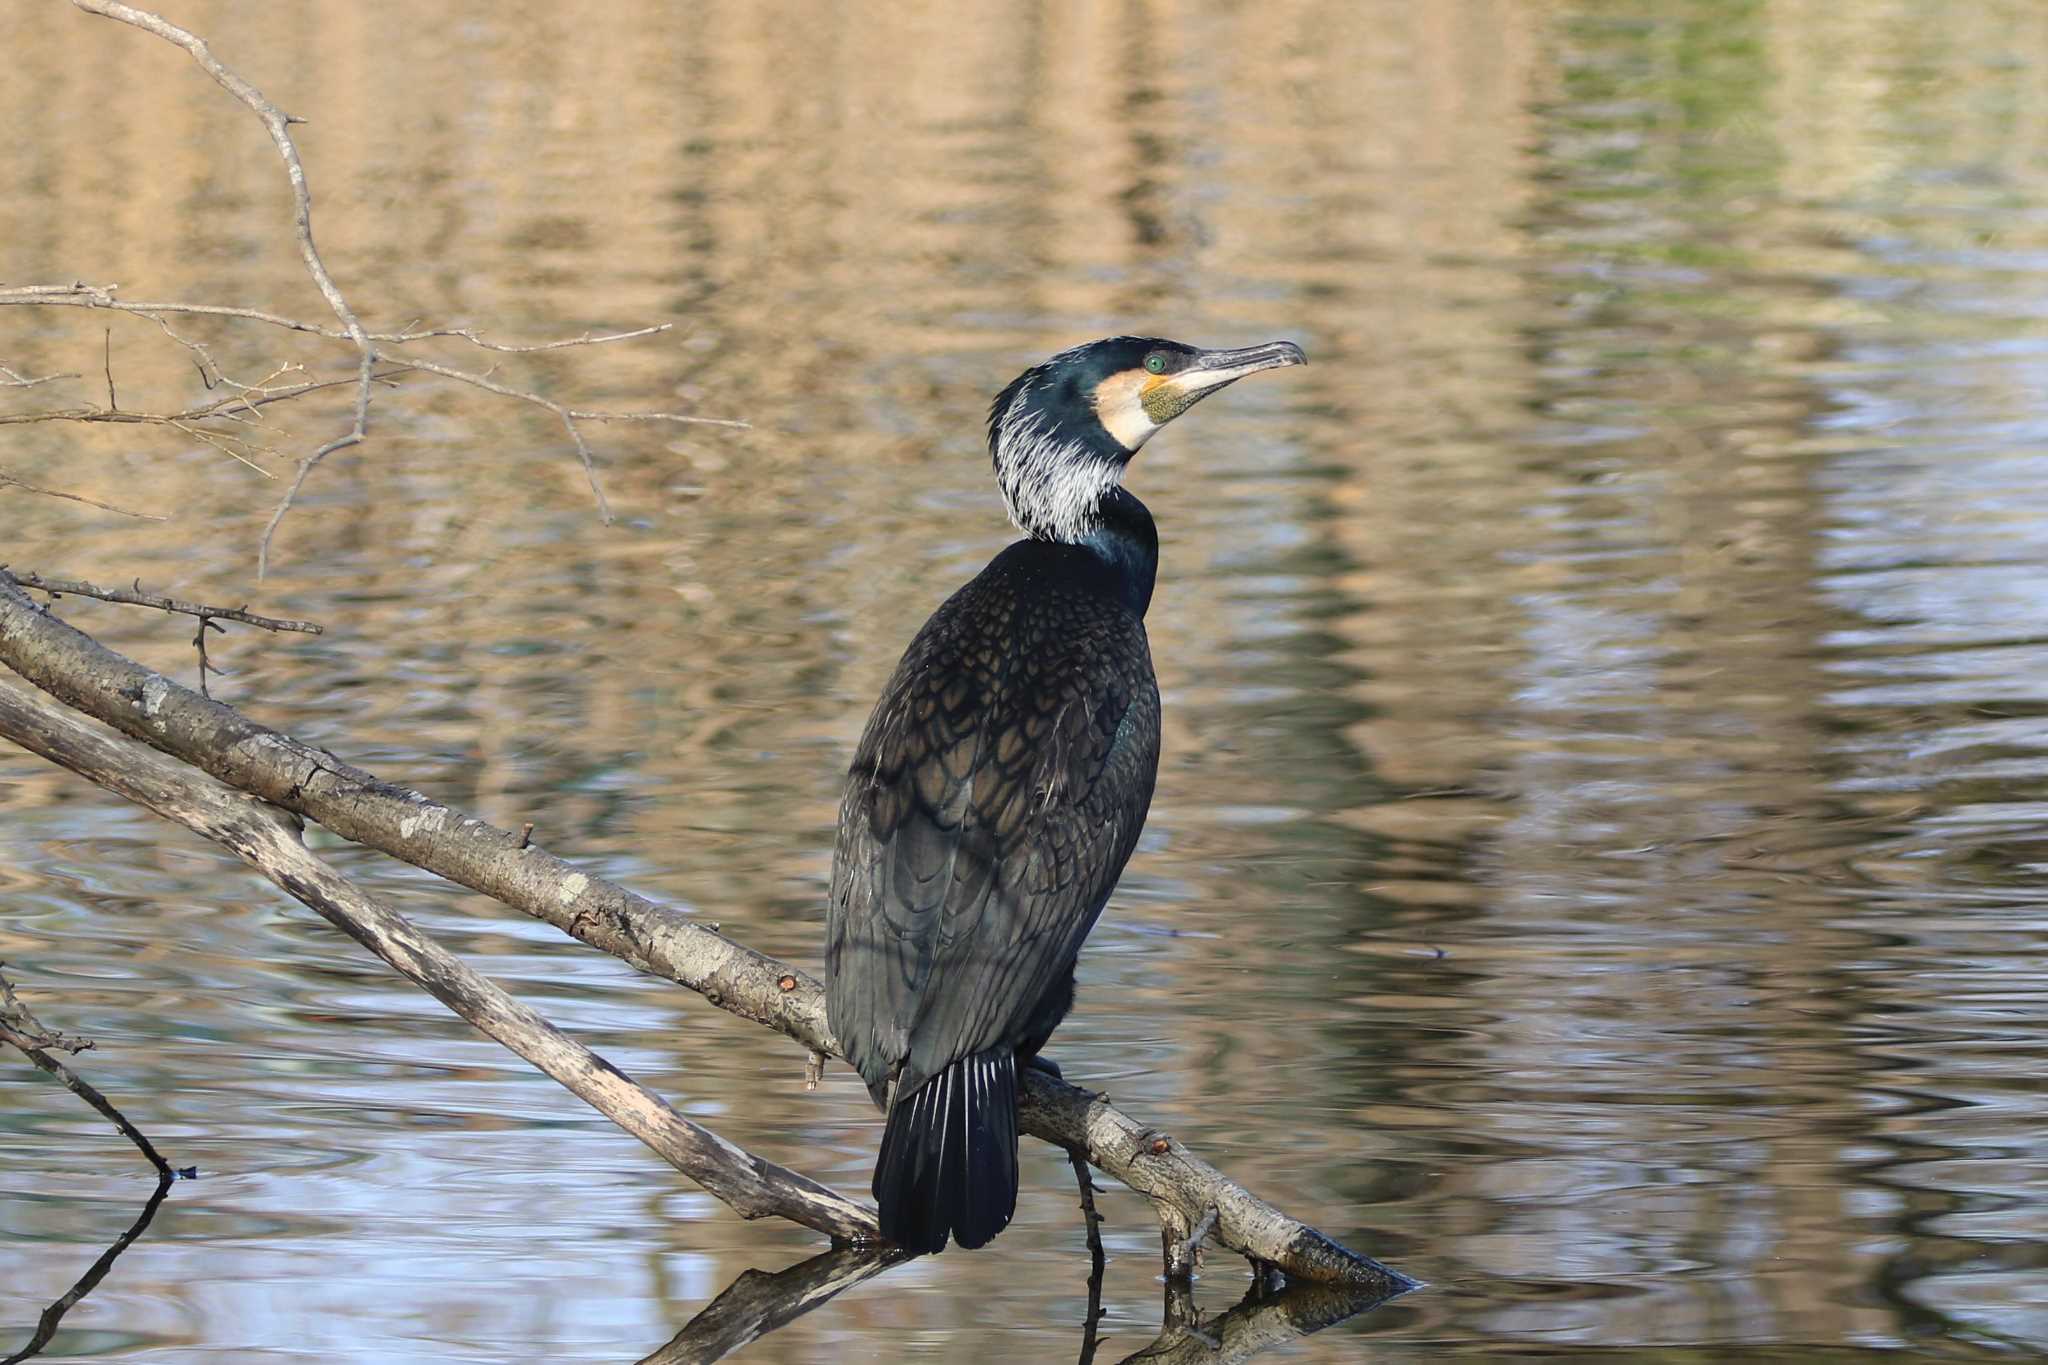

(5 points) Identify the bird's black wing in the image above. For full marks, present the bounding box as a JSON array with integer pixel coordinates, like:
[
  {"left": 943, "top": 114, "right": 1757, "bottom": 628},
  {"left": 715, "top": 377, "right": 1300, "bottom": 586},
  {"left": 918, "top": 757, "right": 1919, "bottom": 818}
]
[{"left": 826, "top": 561, "right": 1160, "bottom": 1102}]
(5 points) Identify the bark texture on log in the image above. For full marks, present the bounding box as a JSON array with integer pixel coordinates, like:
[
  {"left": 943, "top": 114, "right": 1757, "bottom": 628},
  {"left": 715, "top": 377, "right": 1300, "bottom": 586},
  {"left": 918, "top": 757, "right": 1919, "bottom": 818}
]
[{"left": 0, "top": 574, "right": 1415, "bottom": 1291}]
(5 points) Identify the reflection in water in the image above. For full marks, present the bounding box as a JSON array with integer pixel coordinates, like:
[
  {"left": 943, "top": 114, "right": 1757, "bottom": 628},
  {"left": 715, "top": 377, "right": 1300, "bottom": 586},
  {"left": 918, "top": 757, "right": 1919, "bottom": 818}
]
[
  {"left": 1115, "top": 1278, "right": 1410, "bottom": 1365},
  {"left": 640, "top": 1245, "right": 909, "bottom": 1365},
  {"left": 643, "top": 1243, "right": 1405, "bottom": 1365},
  {"left": 2, "top": 1176, "right": 172, "bottom": 1365},
  {"left": 5, "top": 0, "right": 2048, "bottom": 1359}
]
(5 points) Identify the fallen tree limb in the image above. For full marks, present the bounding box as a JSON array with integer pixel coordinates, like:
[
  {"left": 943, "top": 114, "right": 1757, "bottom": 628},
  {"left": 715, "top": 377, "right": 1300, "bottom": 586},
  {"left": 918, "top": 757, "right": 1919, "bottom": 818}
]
[
  {"left": 0, "top": 572, "right": 1415, "bottom": 1290},
  {"left": 0, "top": 675, "right": 876, "bottom": 1243}
]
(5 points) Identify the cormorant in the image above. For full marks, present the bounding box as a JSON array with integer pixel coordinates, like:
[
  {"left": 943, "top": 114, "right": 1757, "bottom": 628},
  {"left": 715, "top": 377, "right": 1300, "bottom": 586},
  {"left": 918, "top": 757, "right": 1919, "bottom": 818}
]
[{"left": 826, "top": 335, "right": 1308, "bottom": 1254}]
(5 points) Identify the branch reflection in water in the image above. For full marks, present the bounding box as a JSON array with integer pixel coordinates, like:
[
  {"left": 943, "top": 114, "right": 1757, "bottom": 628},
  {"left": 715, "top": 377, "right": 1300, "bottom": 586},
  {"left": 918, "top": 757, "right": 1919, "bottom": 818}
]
[
  {"left": 2, "top": 1173, "right": 174, "bottom": 1365},
  {"left": 638, "top": 1244, "right": 909, "bottom": 1364},
  {"left": 642, "top": 1244, "right": 1412, "bottom": 1365}
]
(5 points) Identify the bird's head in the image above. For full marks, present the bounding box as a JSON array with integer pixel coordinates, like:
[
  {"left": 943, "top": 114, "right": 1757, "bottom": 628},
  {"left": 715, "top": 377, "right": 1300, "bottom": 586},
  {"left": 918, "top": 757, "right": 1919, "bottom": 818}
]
[{"left": 986, "top": 336, "right": 1307, "bottom": 542}]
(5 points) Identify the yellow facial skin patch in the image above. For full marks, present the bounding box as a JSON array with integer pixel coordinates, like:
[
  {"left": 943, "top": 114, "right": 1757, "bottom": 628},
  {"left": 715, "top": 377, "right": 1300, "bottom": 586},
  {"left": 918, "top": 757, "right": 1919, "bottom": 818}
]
[
  {"left": 1090, "top": 370, "right": 1162, "bottom": 451},
  {"left": 1139, "top": 372, "right": 1200, "bottom": 425}
]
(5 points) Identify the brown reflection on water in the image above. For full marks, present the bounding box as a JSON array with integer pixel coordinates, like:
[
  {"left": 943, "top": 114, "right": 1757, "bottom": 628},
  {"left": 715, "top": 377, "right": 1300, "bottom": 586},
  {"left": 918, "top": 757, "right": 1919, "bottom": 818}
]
[{"left": 6, "top": 0, "right": 2048, "bottom": 1360}]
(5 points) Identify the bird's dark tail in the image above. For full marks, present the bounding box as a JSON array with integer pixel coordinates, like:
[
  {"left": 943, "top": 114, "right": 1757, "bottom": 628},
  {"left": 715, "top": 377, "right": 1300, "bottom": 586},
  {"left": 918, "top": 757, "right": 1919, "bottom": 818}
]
[{"left": 872, "top": 1048, "right": 1019, "bottom": 1254}]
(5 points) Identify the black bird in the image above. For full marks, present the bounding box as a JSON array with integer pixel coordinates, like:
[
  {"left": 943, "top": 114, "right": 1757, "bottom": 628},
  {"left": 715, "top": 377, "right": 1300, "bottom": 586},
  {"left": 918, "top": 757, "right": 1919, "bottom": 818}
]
[{"left": 826, "top": 335, "right": 1307, "bottom": 1254}]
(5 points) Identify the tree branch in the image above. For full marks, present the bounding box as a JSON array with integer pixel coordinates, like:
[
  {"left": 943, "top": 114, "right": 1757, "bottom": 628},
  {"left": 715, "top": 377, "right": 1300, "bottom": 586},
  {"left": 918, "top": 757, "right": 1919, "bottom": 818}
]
[
  {"left": 0, "top": 285, "right": 723, "bottom": 356},
  {"left": 67, "top": 0, "right": 378, "bottom": 577},
  {"left": 49, "top": 8, "right": 745, "bottom": 571},
  {"left": 0, "top": 570, "right": 1416, "bottom": 1290},
  {"left": 0, "top": 363, "right": 414, "bottom": 434},
  {"left": 4, "top": 571, "right": 323, "bottom": 634},
  {"left": 0, "top": 467, "right": 168, "bottom": 521},
  {"left": 0, "top": 674, "right": 877, "bottom": 1244},
  {"left": 0, "top": 362, "right": 77, "bottom": 388}
]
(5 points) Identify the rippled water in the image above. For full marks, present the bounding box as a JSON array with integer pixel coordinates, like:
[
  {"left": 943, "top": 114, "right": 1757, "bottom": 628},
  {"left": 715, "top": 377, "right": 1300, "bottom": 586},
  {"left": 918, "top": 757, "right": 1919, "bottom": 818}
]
[{"left": 6, "top": 0, "right": 2048, "bottom": 1359}]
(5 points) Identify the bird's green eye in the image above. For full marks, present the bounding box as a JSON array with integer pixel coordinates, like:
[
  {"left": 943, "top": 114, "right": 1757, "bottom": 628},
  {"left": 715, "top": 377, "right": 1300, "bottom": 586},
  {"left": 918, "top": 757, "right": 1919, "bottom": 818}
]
[{"left": 1144, "top": 353, "right": 1168, "bottom": 374}]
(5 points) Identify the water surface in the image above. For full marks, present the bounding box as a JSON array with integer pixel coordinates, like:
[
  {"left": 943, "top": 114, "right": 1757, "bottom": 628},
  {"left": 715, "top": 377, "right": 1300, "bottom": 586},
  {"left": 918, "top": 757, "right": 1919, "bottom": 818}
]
[{"left": 5, "top": 0, "right": 2048, "bottom": 1359}]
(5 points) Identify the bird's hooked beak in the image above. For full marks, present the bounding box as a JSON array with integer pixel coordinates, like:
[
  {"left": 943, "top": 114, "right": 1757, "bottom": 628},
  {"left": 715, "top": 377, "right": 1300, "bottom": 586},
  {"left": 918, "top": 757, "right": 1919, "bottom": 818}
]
[{"left": 1140, "top": 340, "right": 1307, "bottom": 425}]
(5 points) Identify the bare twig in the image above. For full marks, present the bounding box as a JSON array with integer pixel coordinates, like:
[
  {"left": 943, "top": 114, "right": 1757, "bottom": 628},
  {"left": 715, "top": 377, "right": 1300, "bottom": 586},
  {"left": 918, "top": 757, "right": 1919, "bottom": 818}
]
[
  {"left": 101, "top": 328, "right": 116, "bottom": 410},
  {"left": 1171, "top": 1206, "right": 1221, "bottom": 1281},
  {"left": 0, "top": 365, "right": 414, "bottom": 433},
  {"left": 0, "top": 469, "right": 168, "bottom": 521},
  {"left": 362, "top": 354, "right": 747, "bottom": 519},
  {"left": 70, "top": 1, "right": 375, "bottom": 578},
  {"left": 565, "top": 408, "right": 748, "bottom": 429},
  {"left": 257, "top": 350, "right": 371, "bottom": 578},
  {"left": 0, "top": 286, "right": 706, "bottom": 356},
  {"left": 0, "top": 967, "right": 174, "bottom": 1179},
  {"left": 397, "top": 355, "right": 613, "bottom": 518},
  {"left": 1079, "top": 1251, "right": 1106, "bottom": 1365},
  {"left": 1072, "top": 1141, "right": 1110, "bottom": 1363},
  {"left": 1070, "top": 1143, "right": 1107, "bottom": 1264},
  {"left": 0, "top": 967, "right": 95, "bottom": 1054},
  {"left": 4, "top": 276, "right": 746, "bottom": 566},
  {"left": 435, "top": 323, "right": 671, "bottom": 353},
  {"left": 7, "top": 569, "right": 320, "bottom": 701},
  {"left": 5, "top": 571, "right": 323, "bottom": 634},
  {"left": 192, "top": 616, "right": 225, "bottom": 698},
  {"left": 0, "top": 363, "right": 77, "bottom": 388}
]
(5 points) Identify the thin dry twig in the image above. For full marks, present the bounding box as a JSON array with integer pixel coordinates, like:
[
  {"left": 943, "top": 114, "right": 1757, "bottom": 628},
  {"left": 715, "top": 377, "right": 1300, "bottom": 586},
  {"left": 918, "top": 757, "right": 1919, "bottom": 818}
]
[
  {"left": 4, "top": 280, "right": 745, "bottom": 566},
  {"left": 0, "top": 365, "right": 415, "bottom": 433},
  {"left": 0, "top": 285, "right": 722, "bottom": 357},
  {"left": 1069, "top": 1142, "right": 1107, "bottom": 1264},
  {"left": 191, "top": 616, "right": 226, "bottom": 697},
  {"left": 3, "top": 286, "right": 748, "bottom": 504},
  {"left": 0, "top": 967, "right": 94, "bottom": 1054},
  {"left": 0, "top": 469, "right": 168, "bottom": 521},
  {"left": 8, "top": 568, "right": 322, "bottom": 698},
  {"left": 390, "top": 352, "right": 748, "bottom": 521},
  {"left": 0, "top": 965, "right": 176, "bottom": 1179},
  {"left": 4, "top": 571, "right": 323, "bottom": 634},
  {"left": 1176, "top": 1205, "right": 1221, "bottom": 1276},
  {"left": 68, "top": 1, "right": 372, "bottom": 578},
  {"left": 0, "top": 363, "right": 77, "bottom": 388}
]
